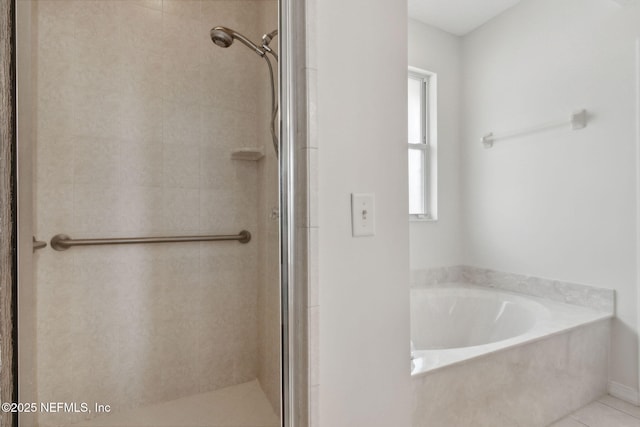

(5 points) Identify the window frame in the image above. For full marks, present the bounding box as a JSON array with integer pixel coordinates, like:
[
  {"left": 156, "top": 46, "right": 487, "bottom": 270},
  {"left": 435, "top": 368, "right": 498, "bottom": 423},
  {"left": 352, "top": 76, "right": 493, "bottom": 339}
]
[{"left": 408, "top": 67, "right": 437, "bottom": 221}]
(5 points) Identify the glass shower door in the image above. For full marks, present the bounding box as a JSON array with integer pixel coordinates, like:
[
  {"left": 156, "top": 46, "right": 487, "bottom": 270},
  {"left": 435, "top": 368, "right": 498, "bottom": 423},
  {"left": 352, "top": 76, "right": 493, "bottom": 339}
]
[{"left": 18, "top": 1, "right": 281, "bottom": 426}]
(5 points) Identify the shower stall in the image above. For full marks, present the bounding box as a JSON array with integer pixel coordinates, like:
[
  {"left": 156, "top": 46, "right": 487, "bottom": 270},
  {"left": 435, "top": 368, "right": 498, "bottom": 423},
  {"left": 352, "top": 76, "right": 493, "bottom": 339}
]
[{"left": 15, "top": 1, "right": 286, "bottom": 426}]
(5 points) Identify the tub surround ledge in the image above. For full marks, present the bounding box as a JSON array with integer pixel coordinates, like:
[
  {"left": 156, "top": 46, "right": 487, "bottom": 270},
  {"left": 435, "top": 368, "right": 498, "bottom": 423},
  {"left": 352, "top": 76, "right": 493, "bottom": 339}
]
[{"left": 411, "top": 265, "right": 615, "bottom": 314}]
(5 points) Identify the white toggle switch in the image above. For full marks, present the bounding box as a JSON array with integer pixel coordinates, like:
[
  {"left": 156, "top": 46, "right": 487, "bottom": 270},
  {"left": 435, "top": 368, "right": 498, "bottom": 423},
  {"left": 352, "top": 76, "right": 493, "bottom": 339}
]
[{"left": 351, "top": 193, "right": 375, "bottom": 237}]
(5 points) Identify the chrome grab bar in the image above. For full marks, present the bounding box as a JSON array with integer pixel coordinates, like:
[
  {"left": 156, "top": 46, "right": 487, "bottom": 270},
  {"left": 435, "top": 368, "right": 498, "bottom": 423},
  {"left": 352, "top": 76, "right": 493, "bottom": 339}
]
[{"left": 50, "top": 230, "right": 251, "bottom": 251}]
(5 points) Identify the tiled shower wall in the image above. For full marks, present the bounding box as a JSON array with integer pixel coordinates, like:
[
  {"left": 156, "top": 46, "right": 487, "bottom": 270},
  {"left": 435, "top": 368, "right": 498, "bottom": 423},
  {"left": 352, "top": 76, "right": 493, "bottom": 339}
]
[{"left": 32, "top": 1, "right": 276, "bottom": 425}]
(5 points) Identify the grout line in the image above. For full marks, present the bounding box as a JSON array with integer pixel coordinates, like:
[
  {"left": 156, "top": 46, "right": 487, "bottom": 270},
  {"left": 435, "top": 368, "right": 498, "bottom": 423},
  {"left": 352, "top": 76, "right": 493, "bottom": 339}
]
[
  {"left": 598, "top": 399, "right": 640, "bottom": 421},
  {"left": 568, "top": 414, "right": 591, "bottom": 426}
]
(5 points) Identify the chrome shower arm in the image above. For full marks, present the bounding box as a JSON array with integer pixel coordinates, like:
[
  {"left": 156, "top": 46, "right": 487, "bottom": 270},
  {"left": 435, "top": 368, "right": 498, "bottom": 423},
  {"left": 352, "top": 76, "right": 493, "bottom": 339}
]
[
  {"left": 261, "top": 29, "right": 279, "bottom": 61},
  {"left": 262, "top": 29, "right": 278, "bottom": 46}
]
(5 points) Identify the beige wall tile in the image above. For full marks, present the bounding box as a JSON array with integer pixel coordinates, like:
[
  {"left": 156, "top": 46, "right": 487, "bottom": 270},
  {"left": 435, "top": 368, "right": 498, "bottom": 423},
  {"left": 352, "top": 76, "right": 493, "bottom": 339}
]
[
  {"left": 120, "top": 94, "right": 164, "bottom": 142},
  {"left": 163, "top": 0, "right": 202, "bottom": 22},
  {"left": 163, "top": 100, "right": 202, "bottom": 146},
  {"left": 118, "top": 2, "right": 163, "bottom": 54},
  {"left": 35, "top": 136, "right": 74, "bottom": 186},
  {"left": 35, "top": 182, "right": 74, "bottom": 237},
  {"left": 73, "top": 138, "right": 120, "bottom": 186},
  {"left": 72, "top": 185, "right": 121, "bottom": 233},
  {"left": 163, "top": 143, "right": 201, "bottom": 188},
  {"left": 72, "top": 90, "right": 124, "bottom": 140},
  {"left": 199, "top": 147, "right": 236, "bottom": 190},
  {"left": 164, "top": 60, "right": 203, "bottom": 106},
  {"left": 117, "top": 186, "right": 164, "bottom": 233},
  {"left": 131, "top": 0, "right": 163, "bottom": 11},
  {"left": 163, "top": 188, "right": 200, "bottom": 232},
  {"left": 121, "top": 47, "right": 164, "bottom": 101},
  {"left": 201, "top": 0, "right": 262, "bottom": 42},
  {"left": 200, "top": 53, "right": 260, "bottom": 113},
  {"left": 201, "top": 105, "right": 259, "bottom": 149},
  {"left": 120, "top": 141, "right": 163, "bottom": 187},
  {"left": 35, "top": 0, "right": 76, "bottom": 40},
  {"left": 162, "top": 12, "right": 202, "bottom": 62},
  {"left": 33, "top": 1, "right": 278, "bottom": 423},
  {"left": 200, "top": 189, "right": 257, "bottom": 231}
]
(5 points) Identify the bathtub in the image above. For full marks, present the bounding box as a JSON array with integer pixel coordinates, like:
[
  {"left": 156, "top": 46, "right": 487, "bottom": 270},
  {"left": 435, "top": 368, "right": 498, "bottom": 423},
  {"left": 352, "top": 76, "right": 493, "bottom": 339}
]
[
  {"left": 411, "top": 284, "right": 613, "bottom": 426},
  {"left": 411, "top": 284, "right": 610, "bottom": 376}
]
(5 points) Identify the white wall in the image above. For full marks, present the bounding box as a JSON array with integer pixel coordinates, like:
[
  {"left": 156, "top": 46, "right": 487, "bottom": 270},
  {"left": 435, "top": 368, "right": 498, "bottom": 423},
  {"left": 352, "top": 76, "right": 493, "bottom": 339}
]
[
  {"left": 461, "top": 0, "right": 640, "bottom": 395},
  {"left": 408, "top": 19, "right": 462, "bottom": 270},
  {"left": 316, "top": 0, "right": 412, "bottom": 425}
]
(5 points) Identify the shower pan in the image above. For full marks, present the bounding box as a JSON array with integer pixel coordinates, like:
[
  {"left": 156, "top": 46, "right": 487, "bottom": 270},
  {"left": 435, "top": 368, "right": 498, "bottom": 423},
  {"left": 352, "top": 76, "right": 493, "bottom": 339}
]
[{"left": 14, "top": 1, "right": 289, "bottom": 426}]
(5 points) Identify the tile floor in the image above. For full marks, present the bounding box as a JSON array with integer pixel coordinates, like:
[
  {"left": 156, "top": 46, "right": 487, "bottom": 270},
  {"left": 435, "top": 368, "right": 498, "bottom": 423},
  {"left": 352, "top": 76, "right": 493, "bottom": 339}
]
[
  {"left": 67, "top": 386, "right": 640, "bottom": 427},
  {"left": 72, "top": 380, "right": 280, "bottom": 427},
  {"left": 550, "top": 395, "right": 640, "bottom": 427}
]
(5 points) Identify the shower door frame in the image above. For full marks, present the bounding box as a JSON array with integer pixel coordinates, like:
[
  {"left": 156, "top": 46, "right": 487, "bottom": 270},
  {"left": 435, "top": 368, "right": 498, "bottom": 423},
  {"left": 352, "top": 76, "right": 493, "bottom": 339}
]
[
  {"left": 1, "top": 0, "right": 17, "bottom": 426},
  {"left": 6, "top": 0, "right": 311, "bottom": 426},
  {"left": 279, "top": 0, "right": 310, "bottom": 425}
]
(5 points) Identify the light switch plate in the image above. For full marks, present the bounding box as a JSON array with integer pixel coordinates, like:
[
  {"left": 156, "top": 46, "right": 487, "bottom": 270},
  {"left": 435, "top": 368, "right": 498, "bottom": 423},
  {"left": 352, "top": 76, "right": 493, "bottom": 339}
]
[{"left": 351, "top": 193, "right": 375, "bottom": 237}]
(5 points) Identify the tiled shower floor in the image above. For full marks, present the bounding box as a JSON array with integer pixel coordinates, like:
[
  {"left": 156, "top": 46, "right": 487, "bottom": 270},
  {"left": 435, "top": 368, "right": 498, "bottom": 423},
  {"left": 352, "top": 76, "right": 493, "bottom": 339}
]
[{"left": 73, "top": 380, "right": 279, "bottom": 427}]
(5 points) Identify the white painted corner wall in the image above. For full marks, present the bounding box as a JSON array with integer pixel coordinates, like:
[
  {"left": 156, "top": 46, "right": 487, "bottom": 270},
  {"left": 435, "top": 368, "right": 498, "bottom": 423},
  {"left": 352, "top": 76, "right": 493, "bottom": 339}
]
[
  {"left": 408, "top": 0, "right": 640, "bottom": 402},
  {"left": 316, "top": 0, "right": 412, "bottom": 425},
  {"left": 460, "top": 0, "right": 640, "bottom": 395}
]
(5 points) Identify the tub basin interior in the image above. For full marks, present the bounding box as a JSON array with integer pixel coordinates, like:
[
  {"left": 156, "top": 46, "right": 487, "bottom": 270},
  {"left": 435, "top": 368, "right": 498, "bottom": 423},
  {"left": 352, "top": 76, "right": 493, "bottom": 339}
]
[{"left": 411, "top": 288, "right": 542, "bottom": 350}]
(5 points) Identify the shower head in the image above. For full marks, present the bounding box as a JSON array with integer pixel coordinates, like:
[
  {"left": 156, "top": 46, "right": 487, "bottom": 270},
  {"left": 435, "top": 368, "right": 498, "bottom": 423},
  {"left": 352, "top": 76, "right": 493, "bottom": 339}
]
[
  {"left": 210, "top": 26, "right": 265, "bottom": 56},
  {"left": 210, "top": 27, "right": 233, "bottom": 48}
]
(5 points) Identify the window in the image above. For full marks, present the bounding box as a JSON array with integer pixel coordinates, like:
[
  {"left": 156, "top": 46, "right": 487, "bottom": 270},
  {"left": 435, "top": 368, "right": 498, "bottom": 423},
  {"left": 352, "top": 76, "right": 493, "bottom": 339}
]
[{"left": 408, "top": 68, "right": 436, "bottom": 220}]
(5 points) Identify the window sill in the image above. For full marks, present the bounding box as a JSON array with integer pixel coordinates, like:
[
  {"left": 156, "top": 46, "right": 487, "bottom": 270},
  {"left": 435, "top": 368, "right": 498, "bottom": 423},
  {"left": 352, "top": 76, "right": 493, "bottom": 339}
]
[{"left": 410, "top": 216, "right": 437, "bottom": 223}]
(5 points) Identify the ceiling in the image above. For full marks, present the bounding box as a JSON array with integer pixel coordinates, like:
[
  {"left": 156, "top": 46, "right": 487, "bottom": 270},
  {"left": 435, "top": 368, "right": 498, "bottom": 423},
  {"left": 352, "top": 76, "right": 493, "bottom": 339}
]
[{"left": 408, "top": 0, "right": 523, "bottom": 36}]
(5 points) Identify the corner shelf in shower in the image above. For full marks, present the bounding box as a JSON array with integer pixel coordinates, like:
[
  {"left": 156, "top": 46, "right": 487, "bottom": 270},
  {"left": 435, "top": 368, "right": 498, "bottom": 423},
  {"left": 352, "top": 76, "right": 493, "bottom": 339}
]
[{"left": 231, "top": 149, "right": 265, "bottom": 161}]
